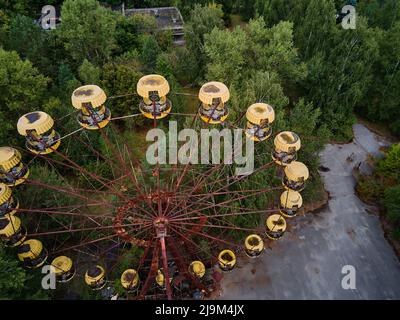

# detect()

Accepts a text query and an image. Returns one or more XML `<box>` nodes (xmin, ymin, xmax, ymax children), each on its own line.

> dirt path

<box><xmin>219</xmin><ymin>124</ymin><xmax>400</xmax><ymax>299</ymax></box>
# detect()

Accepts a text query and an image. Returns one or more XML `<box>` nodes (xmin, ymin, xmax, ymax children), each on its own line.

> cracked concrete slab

<box><xmin>219</xmin><ymin>124</ymin><xmax>400</xmax><ymax>300</ymax></box>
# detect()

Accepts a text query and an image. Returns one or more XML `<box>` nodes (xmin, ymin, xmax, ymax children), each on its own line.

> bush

<box><xmin>392</xmin><ymin>228</ymin><xmax>400</xmax><ymax>241</ymax></box>
<box><xmin>356</xmin><ymin>175</ymin><xmax>384</xmax><ymax>204</ymax></box>
<box><xmin>0</xmin><ymin>244</ymin><xmax>50</xmax><ymax>299</ymax></box>
<box><xmin>383</xmin><ymin>185</ymin><xmax>400</xmax><ymax>222</ymax></box>
<box><xmin>377</xmin><ymin>143</ymin><xmax>400</xmax><ymax>182</ymax></box>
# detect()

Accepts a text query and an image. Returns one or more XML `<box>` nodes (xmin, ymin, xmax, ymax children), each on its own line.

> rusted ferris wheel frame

<box><xmin>0</xmin><ymin>76</ymin><xmax>310</xmax><ymax>300</ymax></box>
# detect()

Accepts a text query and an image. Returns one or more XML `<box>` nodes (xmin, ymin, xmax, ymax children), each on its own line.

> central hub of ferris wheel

<box><xmin>153</xmin><ymin>217</ymin><xmax>169</xmax><ymax>238</ymax></box>
<box><xmin>112</xmin><ymin>190</ymin><xmax>179</xmax><ymax>246</ymax></box>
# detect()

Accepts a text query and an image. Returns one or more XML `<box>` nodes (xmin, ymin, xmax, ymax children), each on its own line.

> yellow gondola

<box><xmin>17</xmin><ymin>239</ymin><xmax>48</xmax><ymax>268</ymax></box>
<box><xmin>0</xmin><ymin>147</ymin><xmax>29</xmax><ymax>186</ymax></box>
<box><xmin>120</xmin><ymin>269</ymin><xmax>139</xmax><ymax>292</ymax></box>
<box><xmin>137</xmin><ymin>74</ymin><xmax>172</xmax><ymax>119</ymax></box>
<box><xmin>245</xmin><ymin>103</ymin><xmax>275</xmax><ymax>141</ymax></box>
<box><xmin>244</xmin><ymin>234</ymin><xmax>264</xmax><ymax>258</ymax></box>
<box><xmin>279</xmin><ymin>190</ymin><xmax>303</xmax><ymax>218</ymax></box>
<box><xmin>283</xmin><ymin>161</ymin><xmax>309</xmax><ymax>191</ymax></box>
<box><xmin>188</xmin><ymin>261</ymin><xmax>206</xmax><ymax>279</ymax></box>
<box><xmin>72</xmin><ymin>85</ymin><xmax>111</xmax><ymax>130</ymax></box>
<box><xmin>218</xmin><ymin>249</ymin><xmax>236</xmax><ymax>272</ymax></box>
<box><xmin>156</xmin><ymin>268</ymin><xmax>172</xmax><ymax>288</ymax></box>
<box><xmin>85</xmin><ymin>265</ymin><xmax>107</xmax><ymax>290</ymax></box>
<box><xmin>0</xmin><ymin>215</ymin><xmax>26</xmax><ymax>247</ymax></box>
<box><xmin>265</xmin><ymin>214</ymin><xmax>287</xmax><ymax>240</ymax></box>
<box><xmin>198</xmin><ymin>82</ymin><xmax>229</xmax><ymax>124</ymax></box>
<box><xmin>272</xmin><ymin>131</ymin><xmax>301</xmax><ymax>166</ymax></box>
<box><xmin>0</xmin><ymin>183</ymin><xmax>19</xmax><ymax>217</ymax></box>
<box><xmin>17</xmin><ymin>111</ymin><xmax>61</xmax><ymax>154</ymax></box>
<box><xmin>51</xmin><ymin>256</ymin><xmax>76</xmax><ymax>283</ymax></box>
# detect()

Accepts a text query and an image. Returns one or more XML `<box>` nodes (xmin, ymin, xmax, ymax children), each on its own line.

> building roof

<box><xmin>125</xmin><ymin>7</ymin><xmax>184</xmax><ymax>31</ymax></box>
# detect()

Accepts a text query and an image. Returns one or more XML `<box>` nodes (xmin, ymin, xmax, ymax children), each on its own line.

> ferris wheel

<box><xmin>0</xmin><ymin>74</ymin><xmax>309</xmax><ymax>300</ymax></box>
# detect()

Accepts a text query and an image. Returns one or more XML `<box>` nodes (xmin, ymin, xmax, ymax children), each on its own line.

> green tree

<box><xmin>53</xmin><ymin>63</ymin><xmax>81</xmax><ymax>118</ymax></box>
<box><xmin>155</xmin><ymin>53</ymin><xmax>185</xmax><ymax>117</ymax></box>
<box><xmin>20</xmin><ymin>164</ymin><xmax>77</xmax><ymax>215</ymax></box>
<box><xmin>238</xmin><ymin>1</ymin><xmax>255</xmax><ymax>20</ymax></box>
<box><xmin>0</xmin><ymin>9</ymin><xmax>10</xmax><ymax>45</ymax></box>
<box><xmin>6</xmin><ymin>14</ymin><xmax>54</xmax><ymax>75</ymax></box>
<box><xmin>0</xmin><ymin>0</ymin><xmax>30</xmax><ymax>16</ymax></box>
<box><xmin>359</xmin><ymin>22</ymin><xmax>400</xmax><ymax>135</ymax></box>
<box><xmin>377</xmin><ymin>143</ymin><xmax>400</xmax><ymax>182</ymax></box>
<box><xmin>166</xmin><ymin>46</ymin><xmax>199</xmax><ymax>84</ymax></box>
<box><xmin>78</xmin><ymin>59</ymin><xmax>101</xmax><ymax>85</ymax></box>
<box><xmin>102</xmin><ymin>52</ymin><xmax>143</xmax><ymax>125</ymax></box>
<box><xmin>140</xmin><ymin>35</ymin><xmax>160</xmax><ymax>72</ymax></box>
<box><xmin>258</xmin><ymin>0</ymin><xmax>308</xmax><ymax>28</ymax></box>
<box><xmin>303</xmin><ymin>17</ymin><xmax>379</xmax><ymax>139</ymax></box>
<box><xmin>295</xmin><ymin>0</ymin><xmax>337</xmax><ymax>60</ymax></box>
<box><xmin>114</xmin><ymin>13</ymin><xmax>157</xmax><ymax>54</ymax></box>
<box><xmin>204</xmin><ymin>26</ymin><xmax>247</xmax><ymax>85</ymax></box>
<box><xmin>0</xmin><ymin>244</ymin><xmax>49</xmax><ymax>299</ymax></box>
<box><xmin>156</xmin><ymin>30</ymin><xmax>174</xmax><ymax>52</ymax></box>
<box><xmin>237</xmin><ymin>70</ymin><xmax>288</xmax><ymax>123</ymax></box>
<box><xmin>0</xmin><ymin>245</ymin><xmax>26</xmax><ymax>298</ymax></box>
<box><xmin>0</xmin><ymin>48</ymin><xmax>49</xmax><ymax>144</ymax></box>
<box><xmin>384</xmin><ymin>186</ymin><xmax>400</xmax><ymax>222</ymax></box>
<box><xmin>358</xmin><ymin>0</ymin><xmax>400</xmax><ymax>30</ymax></box>
<box><xmin>288</xmin><ymin>99</ymin><xmax>330</xmax><ymax>181</ymax></box>
<box><xmin>246</xmin><ymin>18</ymin><xmax>306</xmax><ymax>92</ymax></box>
<box><xmin>358</xmin><ymin>142</ymin><xmax>400</xmax><ymax>240</ymax></box>
<box><xmin>57</xmin><ymin>0</ymin><xmax>117</xmax><ymax>66</ymax></box>
<box><xmin>57</xmin><ymin>63</ymin><xmax>81</xmax><ymax>96</ymax></box>
<box><xmin>185</xmin><ymin>4</ymin><xmax>224</xmax><ymax>82</ymax></box>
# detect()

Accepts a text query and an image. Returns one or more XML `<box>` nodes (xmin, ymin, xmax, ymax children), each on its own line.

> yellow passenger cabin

<box><xmin>272</xmin><ymin>131</ymin><xmax>301</xmax><ymax>166</ymax></box>
<box><xmin>17</xmin><ymin>111</ymin><xmax>61</xmax><ymax>154</ymax></box>
<box><xmin>17</xmin><ymin>239</ymin><xmax>48</xmax><ymax>268</ymax></box>
<box><xmin>0</xmin><ymin>183</ymin><xmax>19</xmax><ymax>217</ymax></box>
<box><xmin>137</xmin><ymin>75</ymin><xmax>172</xmax><ymax>119</ymax></box>
<box><xmin>85</xmin><ymin>265</ymin><xmax>107</xmax><ymax>290</ymax></box>
<box><xmin>188</xmin><ymin>260</ymin><xmax>206</xmax><ymax>279</ymax></box>
<box><xmin>120</xmin><ymin>268</ymin><xmax>139</xmax><ymax>292</ymax></box>
<box><xmin>156</xmin><ymin>268</ymin><xmax>172</xmax><ymax>288</ymax></box>
<box><xmin>265</xmin><ymin>214</ymin><xmax>287</xmax><ymax>240</ymax></box>
<box><xmin>245</xmin><ymin>103</ymin><xmax>275</xmax><ymax>141</ymax></box>
<box><xmin>218</xmin><ymin>249</ymin><xmax>236</xmax><ymax>272</ymax></box>
<box><xmin>244</xmin><ymin>234</ymin><xmax>264</xmax><ymax>258</ymax></box>
<box><xmin>198</xmin><ymin>82</ymin><xmax>229</xmax><ymax>124</ymax></box>
<box><xmin>0</xmin><ymin>215</ymin><xmax>26</xmax><ymax>247</ymax></box>
<box><xmin>51</xmin><ymin>256</ymin><xmax>76</xmax><ymax>283</ymax></box>
<box><xmin>72</xmin><ymin>85</ymin><xmax>111</xmax><ymax>130</ymax></box>
<box><xmin>279</xmin><ymin>190</ymin><xmax>303</xmax><ymax>218</ymax></box>
<box><xmin>283</xmin><ymin>161</ymin><xmax>309</xmax><ymax>191</ymax></box>
<box><xmin>0</xmin><ymin>147</ymin><xmax>29</xmax><ymax>186</ymax></box>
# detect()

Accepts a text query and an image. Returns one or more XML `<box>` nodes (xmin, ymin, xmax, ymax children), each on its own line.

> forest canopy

<box><xmin>0</xmin><ymin>0</ymin><xmax>398</xmax><ymax>142</ymax></box>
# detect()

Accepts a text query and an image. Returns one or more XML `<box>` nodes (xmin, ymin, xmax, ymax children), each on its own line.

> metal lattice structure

<box><xmin>0</xmin><ymin>75</ymin><xmax>310</xmax><ymax>300</ymax></box>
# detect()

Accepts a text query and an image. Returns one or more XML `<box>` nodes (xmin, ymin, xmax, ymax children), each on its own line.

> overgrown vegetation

<box><xmin>0</xmin><ymin>244</ymin><xmax>51</xmax><ymax>299</ymax></box>
<box><xmin>356</xmin><ymin>144</ymin><xmax>400</xmax><ymax>239</ymax></box>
